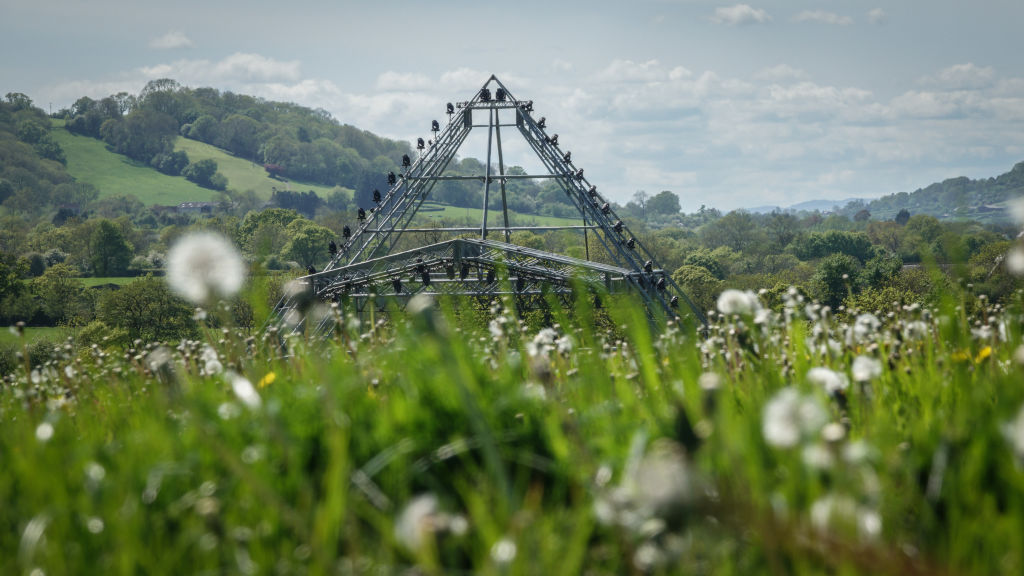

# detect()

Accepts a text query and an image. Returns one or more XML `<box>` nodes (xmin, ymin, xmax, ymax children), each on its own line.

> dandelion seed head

<box><xmin>490</xmin><ymin>538</ymin><xmax>517</xmax><ymax>565</ymax></box>
<box><xmin>808</xmin><ymin>367</ymin><xmax>849</xmax><ymax>396</ymax></box>
<box><xmin>1006</xmin><ymin>246</ymin><xmax>1024</xmax><ymax>276</ymax></box>
<box><xmin>200</xmin><ymin>345</ymin><xmax>223</xmax><ymax>376</ymax></box>
<box><xmin>1008</xmin><ymin>196</ymin><xmax>1024</xmax><ymax>228</ymax></box>
<box><xmin>228</xmin><ymin>371</ymin><xmax>261</xmax><ymax>410</ymax></box>
<box><xmin>394</xmin><ymin>493</ymin><xmax>466</xmax><ymax>553</ymax></box>
<box><xmin>801</xmin><ymin>443</ymin><xmax>834</xmax><ymax>470</ymax></box>
<box><xmin>1002</xmin><ymin>403</ymin><xmax>1024</xmax><ymax>465</ymax></box>
<box><xmin>35</xmin><ymin>422</ymin><xmax>54</xmax><ymax>442</ymax></box>
<box><xmin>851</xmin><ymin>355</ymin><xmax>883</xmax><ymax>383</ymax></box>
<box><xmin>166</xmin><ymin>232</ymin><xmax>245</xmax><ymax>305</ymax></box>
<box><xmin>717</xmin><ymin>289</ymin><xmax>761</xmax><ymax>316</ymax></box>
<box><xmin>633</xmin><ymin>439</ymin><xmax>697</xmax><ymax>516</ymax></box>
<box><xmin>763</xmin><ymin>388</ymin><xmax>827</xmax><ymax>448</ymax></box>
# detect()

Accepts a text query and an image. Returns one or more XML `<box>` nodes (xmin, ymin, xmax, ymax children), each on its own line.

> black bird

<box><xmin>417</xmin><ymin>138</ymin><xmax>425</xmax><ymax>150</ymax></box>
<box><xmin>358</xmin><ymin>208</ymin><xmax>366</xmax><ymax>220</ymax></box>
<box><xmin>431</xmin><ymin>120</ymin><xmax>440</xmax><ymax>131</ymax></box>
<box><xmin>387</xmin><ymin>172</ymin><xmax>397</xmax><ymax>185</ymax></box>
<box><xmin>343</xmin><ymin>225</ymin><xmax>351</xmax><ymax>239</ymax></box>
<box><xmin>373</xmin><ymin>189</ymin><xmax>382</xmax><ymax>204</ymax></box>
<box><xmin>402</xmin><ymin>154</ymin><xmax>411</xmax><ymax>167</ymax></box>
<box><xmin>446</xmin><ymin>102</ymin><xmax>455</xmax><ymax>114</ymax></box>
<box><xmin>328</xmin><ymin>240</ymin><xmax>337</xmax><ymax>255</ymax></box>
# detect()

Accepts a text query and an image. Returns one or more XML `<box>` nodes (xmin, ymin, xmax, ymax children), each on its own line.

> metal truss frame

<box><xmin>275</xmin><ymin>75</ymin><xmax>707</xmax><ymax>331</ymax></box>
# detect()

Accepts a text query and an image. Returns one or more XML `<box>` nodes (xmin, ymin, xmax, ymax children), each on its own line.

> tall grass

<box><xmin>1</xmin><ymin>283</ymin><xmax>1022</xmax><ymax>575</ymax></box>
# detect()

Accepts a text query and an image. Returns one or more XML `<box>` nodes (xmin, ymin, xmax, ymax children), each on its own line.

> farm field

<box><xmin>3</xmin><ymin>281</ymin><xmax>1023</xmax><ymax>575</ymax></box>
<box><xmin>416</xmin><ymin>201</ymin><xmax>582</xmax><ymax>228</ymax></box>
<box><xmin>49</xmin><ymin>120</ymin><xmax>217</xmax><ymax>205</ymax></box>
<box><xmin>173</xmin><ymin>137</ymin><xmax>341</xmax><ymax>200</ymax></box>
<box><xmin>0</xmin><ymin>325</ymin><xmax>71</xmax><ymax>346</ymax></box>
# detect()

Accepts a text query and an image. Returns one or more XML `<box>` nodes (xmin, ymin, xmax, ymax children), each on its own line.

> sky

<box><xmin>3</xmin><ymin>0</ymin><xmax>1024</xmax><ymax>212</ymax></box>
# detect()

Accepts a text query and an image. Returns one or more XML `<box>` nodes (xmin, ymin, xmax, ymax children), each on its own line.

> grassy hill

<box><xmin>50</xmin><ymin>119</ymin><xmax>343</xmax><ymax>206</ymax></box>
<box><xmin>173</xmin><ymin>137</ymin><xmax>340</xmax><ymax>200</ymax></box>
<box><xmin>50</xmin><ymin>119</ymin><xmax>217</xmax><ymax>205</ymax></box>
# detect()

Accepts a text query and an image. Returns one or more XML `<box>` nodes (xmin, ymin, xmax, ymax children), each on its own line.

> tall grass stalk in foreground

<box><xmin>1</xmin><ymin>278</ymin><xmax>1023</xmax><ymax>574</ymax></box>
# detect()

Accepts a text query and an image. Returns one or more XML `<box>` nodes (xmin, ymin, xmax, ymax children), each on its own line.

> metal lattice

<box><xmin>274</xmin><ymin>75</ymin><xmax>706</xmax><ymax>332</ymax></box>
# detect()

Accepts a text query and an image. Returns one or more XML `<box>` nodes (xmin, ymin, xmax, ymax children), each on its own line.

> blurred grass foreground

<box><xmin>2</xmin><ymin>259</ymin><xmax>1024</xmax><ymax>574</ymax></box>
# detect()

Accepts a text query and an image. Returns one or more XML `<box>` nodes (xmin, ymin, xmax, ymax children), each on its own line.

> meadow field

<box><xmin>2</xmin><ymin>275</ymin><xmax>1023</xmax><ymax>575</ymax></box>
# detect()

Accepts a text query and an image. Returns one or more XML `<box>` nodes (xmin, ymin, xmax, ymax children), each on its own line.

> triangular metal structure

<box><xmin>275</xmin><ymin>75</ymin><xmax>706</xmax><ymax>334</ymax></box>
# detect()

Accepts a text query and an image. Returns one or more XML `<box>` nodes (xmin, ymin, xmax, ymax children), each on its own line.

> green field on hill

<box><xmin>49</xmin><ymin>120</ymin><xmax>343</xmax><ymax>205</ymax></box>
<box><xmin>173</xmin><ymin>137</ymin><xmax>340</xmax><ymax>200</ymax></box>
<box><xmin>50</xmin><ymin>120</ymin><xmax>217</xmax><ymax>205</ymax></box>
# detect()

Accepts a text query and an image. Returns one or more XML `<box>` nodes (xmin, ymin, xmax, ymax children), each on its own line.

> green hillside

<box><xmin>864</xmin><ymin>161</ymin><xmax>1024</xmax><ymax>222</ymax></box>
<box><xmin>173</xmin><ymin>137</ymin><xmax>340</xmax><ymax>200</ymax></box>
<box><xmin>49</xmin><ymin>119</ymin><xmax>217</xmax><ymax>205</ymax></box>
<box><xmin>50</xmin><ymin>118</ymin><xmax>344</xmax><ymax>206</ymax></box>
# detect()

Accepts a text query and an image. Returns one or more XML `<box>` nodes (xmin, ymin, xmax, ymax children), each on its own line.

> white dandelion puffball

<box><xmin>762</xmin><ymin>388</ymin><xmax>828</xmax><ymax>449</ymax></box>
<box><xmin>716</xmin><ymin>289</ymin><xmax>761</xmax><ymax>316</ymax></box>
<box><xmin>807</xmin><ymin>367</ymin><xmax>849</xmax><ymax>396</ymax></box>
<box><xmin>1002</xmin><ymin>403</ymin><xmax>1024</xmax><ymax>465</ymax></box>
<box><xmin>851</xmin><ymin>355</ymin><xmax>883</xmax><ymax>383</ymax></box>
<box><xmin>1006</xmin><ymin>246</ymin><xmax>1024</xmax><ymax>277</ymax></box>
<box><xmin>166</xmin><ymin>232</ymin><xmax>246</xmax><ymax>304</ymax></box>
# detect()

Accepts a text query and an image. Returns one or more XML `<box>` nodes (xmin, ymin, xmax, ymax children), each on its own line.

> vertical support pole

<box><xmin>494</xmin><ymin>110</ymin><xmax>511</xmax><ymax>243</ymax></box>
<box><xmin>583</xmin><ymin>211</ymin><xmax>591</xmax><ymax>261</ymax></box>
<box><xmin>481</xmin><ymin>106</ymin><xmax>495</xmax><ymax>240</ymax></box>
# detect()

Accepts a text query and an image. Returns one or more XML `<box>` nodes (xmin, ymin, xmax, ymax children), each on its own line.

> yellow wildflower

<box><xmin>975</xmin><ymin>346</ymin><xmax>992</xmax><ymax>363</ymax></box>
<box><xmin>257</xmin><ymin>372</ymin><xmax>276</xmax><ymax>389</ymax></box>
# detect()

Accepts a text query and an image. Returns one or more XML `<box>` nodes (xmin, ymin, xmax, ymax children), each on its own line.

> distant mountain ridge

<box><xmin>862</xmin><ymin>161</ymin><xmax>1024</xmax><ymax>222</ymax></box>
<box><xmin>744</xmin><ymin>161</ymin><xmax>1024</xmax><ymax>223</ymax></box>
<box><xmin>747</xmin><ymin>197</ymin><xmax>868</xmax><ymax>214</ymax></box>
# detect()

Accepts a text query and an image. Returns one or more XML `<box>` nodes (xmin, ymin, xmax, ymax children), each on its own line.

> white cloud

<box><xmin>793</xmin><ymin>11</ymin><xmax>853</xmax><ymax>26</ymax></box>
<box><xmin>711</xmin><ymin>4</ymin><xmax>771</xmax><ymax>26</ymax></box>
<box><xmin>755</xmin><ymin>64</ymin><xmax>808</xmax><ymax>83</ymax></box>
<box><xmin>150</xmin><ymin>31</ymin><xmax>193</xmax><ymax>50</ymax></box>
<box><xmin>376</xmin><ymin>71</ymin><xmax>432</xmax><ymax>92</ymax></box>
<box><xmin>867</xmin><ymin>8</ymin><xmax>886</xmax><ymax>25</ymax></box>
<box><xmin>922</xmin><ymin>63</ymin><xmax>996</xmax><ymax>90</ymax></box>
<box><xmin>597</xmin><ymin>59</ymin><xmax>666</xmax><ymax>83</ymax></box>
<box><xmin>551</xmin><ymin>59</ymin><xmax>574</xmax><ymax>73</ymax></box>
<box><xmin>139</xmin><ymin>53</ymin><xmax>301</xmax><ymax>85</ymax></box>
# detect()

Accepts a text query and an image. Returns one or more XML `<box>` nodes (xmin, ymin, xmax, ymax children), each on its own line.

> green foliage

<box><xmin>701</xmin><ymin>210</ymin><xmax>764</xmax><ymax>253</ymax></box>
<box><xmin>858</xmin><ymin>251</ymin><xmax>903</xmax><ymax>291</ymax></box>
<box><xmin>646</xmin><ymin>189</ymin><xmax>681</xmax><ymax>215</ymax></box>
<box><xmin>788</xmin><ymin>230</ymin><xmax>876</xmax><ymax>263</ymax></box>
<box><xmin>682</xmin><ymin>249</ymin><xmax>726</xmax><ymax>280</ymax></box>
<box><xmin>29</xmin><ymin>263</ymin><xmax>91</xmax><ymax>324</ymax></box>
<box><xmin>96</xmin><ymin>275</ymin><xmax>196</xmax><ymax>341</ymax></box>
<box><xmin>75</xmin><ymin>319</ymin><xmax>130</xmax><ymax>350</ymax></box>
<box><xmin>282</xmin><ymin>219</ymin><xmax>336</xmax><ymax>267</ymax></box>
<box><xmin>671</xmin><ymin>264</ymin><xmax>723</xmax><ymax>314</ymax></box>
<box><xmin>182</xmin><ymin>158</ymin><xmax>226</xmax><ymax>190</ymax></box>
<box><xmin>99</xmin><ymin>108</ymin><xmax>178</xmax><ymax>163</ymax></box>
<box><xmin>89</xmin><ymin>220</ymin><xmax>133</xmax><ymax>276</ymax></box>
<box><xmin>812</xmin><ymin>253</ymin><xmax>861</xmax><ymax>308</ymax></box>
